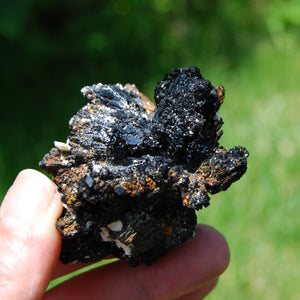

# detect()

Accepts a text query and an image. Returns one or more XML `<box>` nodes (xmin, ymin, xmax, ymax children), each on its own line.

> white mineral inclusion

<box><xmin>100</xmin><ymin>221</ymin><xmax>132</xmax><ymax>256</ymax></box>
<box><xmin>115</xmin><ymin>240</ymin><xmax>131</xmax><ymax>256</ymax></box>
<box><xmin>54</xmin><ymin>141</ymin><xmax>71</xmax><ymax>152</ymax></box>
<box><xmin>100</xmin><ymin>227</ymin><xmax>111</xmax><ymax>241</ymax></box>
<box><xmin>107</xmin><ymin>220</ymin><xmax>123</xmax><ymax>231</ymax></box>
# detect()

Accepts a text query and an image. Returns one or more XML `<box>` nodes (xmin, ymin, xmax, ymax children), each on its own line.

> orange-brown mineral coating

<box><xmin>39</xmin><ymin>66</ymin><xmax>248</xmax><ymax>267</ymax></box>
<box><xmin>123</xmin><ymin>83</ymin><xmax>157</xmax><ymax>114</ymax></box>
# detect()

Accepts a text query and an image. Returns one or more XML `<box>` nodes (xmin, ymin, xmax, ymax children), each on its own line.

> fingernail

<box><xmin>0</xmin><ymin>169</ymin><xmax>58</xmax><ymax>229</ymax></box>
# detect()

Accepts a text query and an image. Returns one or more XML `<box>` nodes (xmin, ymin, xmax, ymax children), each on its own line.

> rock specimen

<box><xmin>40</xmin><ymin>66</ymin><xmax>248</xmax><ymax>267</ymax></box>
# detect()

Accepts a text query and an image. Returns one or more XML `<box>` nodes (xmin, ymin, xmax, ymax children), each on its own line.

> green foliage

<box><xmin>199</xmin><ymin>45</ymin><xmax>300</xmax><ymax>299</ymax></box>
<box><xmin>0</xmin><ymin>0</ymin><xmax>267</xmax><ymax>190</ymax></box>
<box><xmin>0</xmin><ymin>0</ymin><xmax>299</xmax><ymax>298</ymax></box>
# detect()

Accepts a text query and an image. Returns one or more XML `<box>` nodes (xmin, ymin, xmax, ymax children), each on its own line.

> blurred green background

<box><xmin>0</xmin><ymin>0</ymin><xmax>299</xmax><ymax>299</ymax></box>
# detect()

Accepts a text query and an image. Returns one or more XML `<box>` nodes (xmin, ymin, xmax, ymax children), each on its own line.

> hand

<box><xmin>0</xmin><ymin>169</ymin><xmax>230</xmax><ymax>300</ymax></box>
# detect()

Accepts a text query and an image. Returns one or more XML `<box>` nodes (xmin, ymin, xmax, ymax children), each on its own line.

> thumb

<box><xmin>0</xmin><ymin>169</ymin><xmax>62</xmax><ymax>300</ymax></box>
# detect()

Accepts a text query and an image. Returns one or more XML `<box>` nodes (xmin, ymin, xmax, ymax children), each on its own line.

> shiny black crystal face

<box><xmin>40</xmin><ymin>66</ymin><xmax>248</xmax><ymax>267</ymax></box>
<box><xmin>153</xmin><ymin>66</ymin><xmax>225</xmax><ymax>169</ymax></box>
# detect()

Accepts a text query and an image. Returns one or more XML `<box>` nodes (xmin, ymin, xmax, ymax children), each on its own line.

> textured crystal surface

<box><xmin>40</xmin><ymin>67</ymin><xmax>248</xmax><ymax>267</ymax></box>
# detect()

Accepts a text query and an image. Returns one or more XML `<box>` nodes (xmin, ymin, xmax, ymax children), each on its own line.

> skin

<box><xmin>0</xmin><ymin>169</ymin><xmax>230</xmax><ymax>300</ymax></box>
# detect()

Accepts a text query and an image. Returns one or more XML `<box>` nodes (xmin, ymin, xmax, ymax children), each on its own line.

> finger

<box><xmin>0</xmin><ymin>169</ymin><xmax>62</xmax><ymax>300</ymax></box>
<box><xmin>176</xmin><ymin>278</ymin><xmax>219</xmax><ymax>300</ymax></box>
<box><xmin>44</xmin><ymin>224</ymin><xmax>229</xmax><ymax>300</ymax></box>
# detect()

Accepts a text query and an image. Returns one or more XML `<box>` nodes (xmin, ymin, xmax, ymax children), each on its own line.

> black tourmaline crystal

<box><xmin>40</xmin><ymin>66</ymin><xmax>248</xmax><ymax>267</ymax></box>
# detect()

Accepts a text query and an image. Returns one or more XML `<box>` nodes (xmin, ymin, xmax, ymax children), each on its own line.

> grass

<box><xmin>199</xmin><ymin>41</ymin><xmax>300</xmax><ymax>299</ymax></box>
<box><xmin>47</xmin><ymin>258</ymin><xmax>119</xmax><ymax>291</ymax></box>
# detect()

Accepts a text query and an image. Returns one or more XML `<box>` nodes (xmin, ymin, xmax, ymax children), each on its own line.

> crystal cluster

<box><xmin>40</xmin><ymin>66</ymin><xmax>248</xmax><ymax>267</ymax></box>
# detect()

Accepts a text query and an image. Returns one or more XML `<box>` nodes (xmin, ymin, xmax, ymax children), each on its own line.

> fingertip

<box><xmin>17</xmin><ymin>168</ymin><xmax>46</xmax><ymax>178</ymax></box>
<box><xmin>0</xmin><ymin>169</ymin><xmax>62</xmax><ymax>299</ymax></box>
<box><xmin>1</xmin><ymin>169</ymin><xmax>62</xmax><ymax>231</ymax></box>
<box><xmin>16</xmin><ymin>169</ymin><xmax>57</xmax><ymax>194</ymax></box>
<box><xmin>195</xmin><ymin>224</ymin><xmax>230</xmax><ymax>276</ymax></box>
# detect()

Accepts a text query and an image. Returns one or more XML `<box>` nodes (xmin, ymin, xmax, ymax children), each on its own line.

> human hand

<box><xmin>0</xmin><ymin>169</ymin><xmax>230</xmax><ymax>300</ymax></box>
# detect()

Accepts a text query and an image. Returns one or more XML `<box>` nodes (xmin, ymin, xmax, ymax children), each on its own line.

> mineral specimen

<box><xmin>40</xmin><ymin>66</ymin><xmax>248</xmax><ymax>267</ymax></box>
